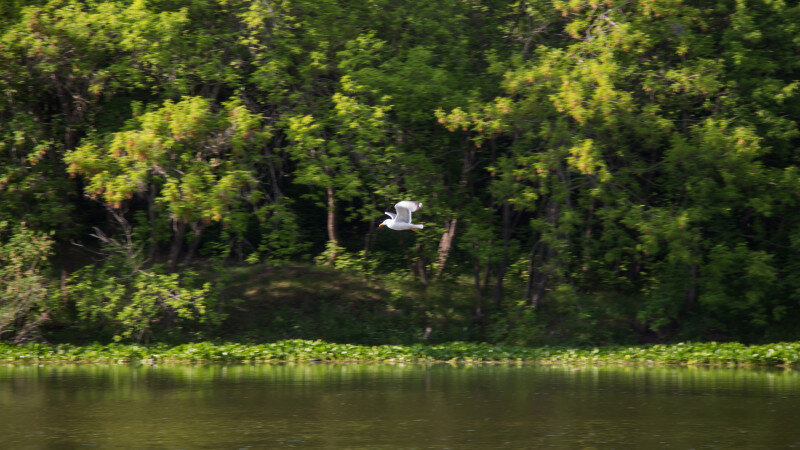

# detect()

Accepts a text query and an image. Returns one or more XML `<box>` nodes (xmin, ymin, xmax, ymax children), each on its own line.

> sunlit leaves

<box><xmin>69</xmin><ymin>265</ymin><xmax>221</xmax><ymax>343</ymax></box>
<box><xmin>566</xmin><ymin>139</ymin><xmax>610</xmax><ymax>181</ymax></box>
<box><xmin>66</xmin><ymin>96</ymin><xmax>263</xmax><ymax>224</ymax></box>
<box><xmin>284</xmin><ymin>76</ymin><xmax>394</xmax><ymax>202</ymax></box>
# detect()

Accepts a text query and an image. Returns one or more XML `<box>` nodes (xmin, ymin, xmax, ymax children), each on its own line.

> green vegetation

<box><xmin>3</xmin><ymin>340</ymin><xmax>800</xmax><ymax>367</ymax></box>
<box><xmin>2</xmin><ymin>0</ymin><xmax>800</xmax><ymax>346</ymax></box>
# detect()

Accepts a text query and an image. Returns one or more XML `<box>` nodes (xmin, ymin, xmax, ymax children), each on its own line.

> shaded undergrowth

<box><xmin>213</xmin><ymin>263</ymin><xmax>480</xmax><ymax>345</ymax></box>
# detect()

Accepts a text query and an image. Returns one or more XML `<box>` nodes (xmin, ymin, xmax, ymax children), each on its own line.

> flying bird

<box><xmin>379</xmin><ymin>201</ymin><xmax>424</xmax><ymax>231</ymax></box>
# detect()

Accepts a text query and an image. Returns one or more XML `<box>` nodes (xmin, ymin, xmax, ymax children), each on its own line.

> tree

<box><xmin>284</xmin><ymin>75</ymin><xmax>395</xmax><ymax>262</ymax></box>
<box><xmin>439</xmin><ymin>0</ymin><xmax>800</xmax><ymax>342</ymax></box>
<box><xmin>65</xmin><ymin>96</ymin><xmax>267</xmax><ymax>269</ymax></box>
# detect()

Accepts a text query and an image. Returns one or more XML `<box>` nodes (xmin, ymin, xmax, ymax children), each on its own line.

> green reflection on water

<box><xmin>1</xmin><ymin>364</ymin><xmax>799</xmax><ymax>448</ymax></box>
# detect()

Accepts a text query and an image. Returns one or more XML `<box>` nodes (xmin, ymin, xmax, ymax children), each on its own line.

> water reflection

<box><xmin>1</xmin><ymin>363</ymin><xmax>799</xmax><ymax>447</ymax></box>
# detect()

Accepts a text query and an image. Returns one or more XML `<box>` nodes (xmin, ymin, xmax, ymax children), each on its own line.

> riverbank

<box><xmin>2</xmin><ymin>340</ymin><xmax>799</xmax><ymax>367</ymax></box>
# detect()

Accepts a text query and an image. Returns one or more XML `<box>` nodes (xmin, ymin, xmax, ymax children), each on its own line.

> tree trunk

<box><xmin>326</xmin><ymin>187</ymin><xmax>339</xmax><ymax>263</ymax></box>
<box><xmin>492</xmin><ymin>203</ymin><xmax>512</xmax><ymax>308</ymax></box>
<box><xmin>184</xmin><ymin>222</ymin><xmax>206</xmax><ymax>264</ymax></box>
<box><xmin>146</xmin><ymin>188</ymin><xmax>159</xmax><ymax>263</ymax></box>
<box><xmin>523</xmin><ymin>240</ymin><xmax>539</xmax><ymax>304</ymax></box>
<box><xmin>52</xmin><ymin>74</ymin><xmax>81</xmax><ymax>149</ymax></box>
<box><xmin>434</xmin><ymin>217</ymin><xmax>457</xmax><ymax>279</ymax></box>
<box><xmin>412</xmin><ymin>243</ymin><xmax>429</xmax><ymax>285</ymax></box>
<box><xmin>473</xmin><ymin>245</ymin><xmax>483</xmax><ymax>318</ymax></box>
<box><xmin>684</xmin><ymin>262</ymin><xmax>698</xmax><ymax>313</ymax></box>
<box><xmin>529</xmin><ymin>246</ymin><xmax>550</xmax><ymax>308</ymax></box>
<box><xmin>265</xmin><ymin>145</ymin><xmax>283</xmax><ymax>200</ymax></box>
<box><xmin>168</xmin><ymin>220</ymin><xmax>186</xmax><ymax>272</ymax></box>
<box><xmin>364</xmin><ymin>217</ymin><xmax>376</xmax><ymax>260</ymax></box>
<box><xmin>481</xmin><ymin>262</ymin><xmax>491</xmax><ymax>296</ymax></box>
<box><xmin>529</xmin><ymin>200</ymin><xmax>558</xmax><ymax>307</ymax></box>
<box><xmin>581</xmin><ymin>200</ymin><xmax>595</xmax><ymax>276</ymax></box>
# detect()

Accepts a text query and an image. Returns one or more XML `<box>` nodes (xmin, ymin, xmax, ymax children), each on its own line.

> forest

<box><xmin>1</xmin><ymin>0</ymin><xmax>799</xmax><ymax>346</ymax></box>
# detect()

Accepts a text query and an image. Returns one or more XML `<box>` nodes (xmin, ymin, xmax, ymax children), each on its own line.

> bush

<box><xmin>0</xmin><ymin>222</ymin><xmax>54</xmax><ymax>342</ymax></box>
<box><xmin>69</xmin><ymin>264</ymin><xmax>223</xmax><ymax>343</ymax></box>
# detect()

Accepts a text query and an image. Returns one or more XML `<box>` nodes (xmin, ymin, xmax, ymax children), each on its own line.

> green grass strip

<box><xmin>2</xmin><ymin>340</ymin><xmax>799</xmax><ymax>366</ymax></box>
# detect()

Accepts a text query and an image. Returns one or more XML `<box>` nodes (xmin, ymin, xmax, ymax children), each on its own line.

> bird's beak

<box><xmin>378</xmin><ymin>223</ymin><xmax>384</xmax><ymax>228</ymax></box>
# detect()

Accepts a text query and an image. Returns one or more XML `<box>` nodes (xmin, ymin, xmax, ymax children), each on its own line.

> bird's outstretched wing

<box><xmin>384</xmin><ymin>211</ymin><xmax>397</xmax><ymax>220</ymax></box>
<box><xmin>394</xmin><ymin>201</ymin><xmax>422</xmax><ymax>224</ymax></box>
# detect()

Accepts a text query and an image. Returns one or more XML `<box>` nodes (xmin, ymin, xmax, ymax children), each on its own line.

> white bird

<box><xmin>379</xmin><ymin>201</ymin><xmax>424</xmax><ymax>231</ymax></box>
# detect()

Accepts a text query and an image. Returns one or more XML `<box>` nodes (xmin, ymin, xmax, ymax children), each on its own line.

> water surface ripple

<box><xmin>2</xmin><ymin>363</ymin><xmax>799</xmax><ymax>448</ymax></box>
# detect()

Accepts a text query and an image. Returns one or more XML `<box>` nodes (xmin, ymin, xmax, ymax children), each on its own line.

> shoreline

<box><xmin>3</xmin><ymin>340</ymin><xmax>799</xmax><ymax>367</ymax></box>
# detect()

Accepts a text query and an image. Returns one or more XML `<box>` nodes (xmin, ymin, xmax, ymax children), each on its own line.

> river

<box><xmin>1</xmin><ymin>363</ymin><xmax>799</xmax><ymax>447</ymax></box>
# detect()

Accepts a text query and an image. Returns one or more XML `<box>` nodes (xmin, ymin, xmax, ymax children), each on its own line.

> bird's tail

<box><xmin>413</xmin><ymin>224</ymin><xmax>424</xmax><ymax>230</ymax></box>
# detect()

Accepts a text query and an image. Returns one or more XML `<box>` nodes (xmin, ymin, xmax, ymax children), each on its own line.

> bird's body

<box><xmin>380</xmin><ymin>201</ymin><xmax>423</xmax><ymax>231</ymax></box>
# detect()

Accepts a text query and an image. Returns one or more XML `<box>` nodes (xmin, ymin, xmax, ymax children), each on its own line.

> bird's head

<box><xmin>379</xmin><ymin>219</ymin><xmax>391</xmax><ymax>228</ymax></box>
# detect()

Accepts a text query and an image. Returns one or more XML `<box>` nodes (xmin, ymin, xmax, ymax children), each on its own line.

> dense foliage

<box><xmin>2</xmin><ymin>0</ymin><xmax>799</xmax><ymax>344</ymax></box>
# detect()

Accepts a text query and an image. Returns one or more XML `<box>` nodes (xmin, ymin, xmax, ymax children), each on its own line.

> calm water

<box><xmin>2</xmin><ymin>363</ymin><xmax>800</xmax><ymax>448</ymax></box>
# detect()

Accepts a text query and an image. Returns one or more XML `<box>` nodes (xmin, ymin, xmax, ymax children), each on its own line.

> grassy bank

<box><xmin>2</xmin><ymin>340</ymin><xmax>800</xmax><ymax>367</ymax></box>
